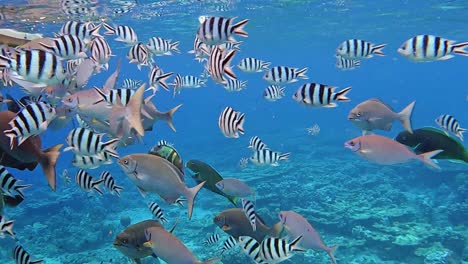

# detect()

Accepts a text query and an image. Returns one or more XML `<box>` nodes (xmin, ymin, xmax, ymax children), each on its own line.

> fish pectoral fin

<box><xmin>359</xmin><ymin>149</ymin><xmax>371</xmax><ymax>154</ymax></box>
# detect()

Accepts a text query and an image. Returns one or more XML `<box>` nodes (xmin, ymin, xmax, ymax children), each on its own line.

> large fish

<box><xmin>118</xmin><ymin>154</ymin><xmax>205</xmax><ymax>219</ymax></box>
<box><xmin>186</xmin><ymin>160</ymin><xmax>238</xmax><ymax>205</ymax></box>
<box><xmin>0</xmin><ymin>111</ymin><xmax>62</xmax><ymax>190</ymax></box>
<box><xmin>395</xmin><ymin>127</ymin><xmax>468</xmax><ymax>163</ymax></box>
<box><xmin>213</xmin><ymin>208</ymin><xmax>283</xmax><ymax>242</ymax></box>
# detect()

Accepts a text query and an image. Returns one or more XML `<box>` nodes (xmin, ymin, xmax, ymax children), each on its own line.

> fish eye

<box><xmin>124</xmin><ymin>160</ymin><xmax>129</xmax><ymax>164</ymax></box>
<box><xmin>357</xmin><ymin>112</ymin><xmax>362</xmax><ymax>117</ymax></box>
<box><xmin>349</xmin><ymin>141</ymin><xmax>355</xmax><ymax>146</ymax></box>
<box><xmin>67</xmin><ymin>98</ymin><xmax>73</xmax><ymax>102</ymax></box>
<box><xmin>122</xmin><ymin>239</ymin><xmax>127</xmax><ymax>243</ymax></box>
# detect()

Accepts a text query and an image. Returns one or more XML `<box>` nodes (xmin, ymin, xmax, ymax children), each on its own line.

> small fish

<box><xmin>335</xmin><ymin>55</ymin><xmax>360</xmax><ymax>70</ymax></box>
<box><xmin>122</xmin><ymin>79</ymin><xmax>143</xmax><ymax>90</ymax></box>
<box><xmin>148</xmin><ymin>201</ymin><xmax>168</xmax><ymax>224</ymax></box>
<box><xmin>0</xmin><ymin>215</ymin><xmax>14</xmax><ymax>238</ymax></box>
<box><xmin>72</xmin><ymin>153</ymin><xmax>113</xmax><ymax>169</ymax></box>
<box><xmin>336</xmin><ymin>39</ymin><xmax>386</xmax><ymax>59</ymax></box>
<box><xmin>203</xmin><ymin>233</ymin><xmax>220</xmax><ymax>245</ymax></box>
<box><xmin>219</xmin><ymin>236</ymin><xmax>237</xmax><ymax>254</ymax></box>
<box><xmin>435</xmin><ymin>114</ymin><xmax>466</xmax><ymax>141</ymax></box>
<box><xmin>219</xmin><ymin>41</ymin><xmax>242</xmax><ymax>52</ymax></box>
<box><xmin>398</xmin><ymin>35</ymin><xmax>468</xmax><ymax>62</ymax></box>
<box><xmin>39</xmin><ymin>34</ymin><xmax>87</xmax><ymax>60</ymax></box>
<box><xmin>59</xmin><ymin>21</ymin><xmax>101</xmax><ymax>43</ymax></box>
<box><xmin>12</xmin><ymin>245</ymin><xmax>42</xmax><ymax>264</ymax></box>
<box><xmin>238</xmin><ymin>58</ymin><xmax>270</xmax><ymax>73</ymax></box>
<box><xmin>248</xmin><ymin>136</ymin><xmax>268</xmax><ymax>151</ymax></box>
<box><xmin>241</xmin><ymin>199</ymin><xmax>256</xmax><ymax>232</ymax></box>
<box><xmin>103</xmin><ymin>23</ymin><xmax>138</xmax><ymax>45</ymax></box>
<box><xmin>156</xmin><ymin>140</ymin><xmax>172</xmax><ymax>147</ymax></box>
<box><xmin>127</xmin><ymin>43</ymin><xmax>151</xmax><ymax>70</ymax></box>
<box><xmin>207</xmin><ymin>46</ymin><xmax>237</xmax><ymax>84</ymax></box>
<box><xmin>238</xmin><ymin>236</ymin><xmax>266</xmax><ymax>264</ymax></box>
<box><xmin>259</xmin><ymin>236</ymin><xmax>305</xmax><ymax>263</ymax></box>
<box><xmin>64</xmin><ymin>127</ymin><xmax>119</xmax><ymax>159</ymax></box>
<box><xmin>292</xmin><ymin>83</ymin><xmax>351</xmax><ymax>108</ymax></box>
<box><xmin>216</xmin><ymin>178</ymin><xmax>254</xmax><ymax>198</ymax></box>
<box><xmin>75</xmin><ymin>169</ymin><xmax>104</xmax><ymax>195</ymax></box>
<box><xmin>100</xmin><ymin>171</ymin><xmax>123</xmax><ymax>197</ymax></box>
<box><xmin>0</xmin><ymin>166</ymin><xmax>31</xmax><ymax>199</ymax></box>
<box><xmin>90</xmin><ymin>36</ymin><xmax>112</xmax><ymax>71</ymax></box>
<box><xmin>218</xmin><ymin>106</ymin><xmax>245</xmax><ymax>138</ymax></box>
<box><xmin>172</xmin><ymin>74</ymin><xmax>206</xmax><ymax>96</ymax></box>
<box><xmin>250</xmin><ymin>149</ymin><xmax>290</xmax><ymax>166</ymax></box>
<box><xmin>263</xmin><ymin>66</ymin><xmax>308</xmax><ymax>85</ymax></box>
<box><xmin>147</xmin><ymin>37</ymin><xmax>180</xmax><ymax>56</ymax></box>
<box><xmin>223</xmin><ymin>79</ymin><xmax>247</xmax><ymax>92</ymax></box>
<box><xmin>261</xmin><ymin>85</ymin><xmax>285</xmax><ymax>102</ymax></box>
<box><xmin>148</xmin><ymin>66</ymin><xmax>173</xmax><ymax>93</ymax></box>
<box><xmin>197</xmin><ymin>16</ymin><xmax>249</xmax><ymax>45</ymax></box>
<box><xmin>4</xmin><ymin>102</ymin><xmax>57</xmax><ymax>148</ymax></box>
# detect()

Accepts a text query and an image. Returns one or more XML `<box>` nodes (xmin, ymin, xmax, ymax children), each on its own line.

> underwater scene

<box><xmin>0</xmin><ymin>0</ymin><xmax>467</xmax><ymax>263</ymax></box>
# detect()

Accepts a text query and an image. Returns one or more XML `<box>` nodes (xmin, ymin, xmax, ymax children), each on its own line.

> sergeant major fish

<box><xmin>197</xmin><ymin>16</ymin><xmax>249</xmax><ymax>46</ymax></box>
<box><xmin>64</xmin><ymin>127</ymin><xmax>119</xmax><ymax>159</ymax></box>
<box><xmin>100</xmin><ymin>171</ymin><xmax>123</xmax><ymax>197</ymax></box>
<box><xmin>0</xmin><ymin>165</ymin><xmax>31</xmax><ymax>199</ymax></box>
<box><xmin>75</xmin><ymin>169</ymin><xmax>104</xmax><ymax>195</ymax></box>
<box><xmin>218</xmin><ymin>106</ymin><xmax>245</xmax><ymax>138</ymax></box>
<box><xmin>206</xmin><ymin>46</ymin><xmax>237</xmax><ymax>84</ymax></box>
<box><xmin>259</xmin><ymin>236</ymin><xmax>305</xmax><ymax>263</ymax></box>
<box><xmin>398</xmin><ymin>35</ymin><xmax>468</xmax><ymax>62</ymax></box>
<box><xmin>12</xmin><ymin>245</ymin><xmax>42</xmax><ymax>264</ymax></box>
<box><xmin>263</xmin><ymin>66</ymin><xmax>308</xmax><ymax>85</ymax></box>
<box><xmin>263</xmin><ymin>85</ymin><xmax>285</xmax><ymax>102</ymax></box>
<box><xmin>147</xmin><ymin>37</ymin><xmax>180</xmax><ymax>56</ymax></box>
<box><xmin>103</xmin><ymin>23</ymin><xmax>138</xmax><ymax>45</ymax></box>
<box><xmin>336</xmin><ymin>39</ymin><xmax>386</xmax><ymax>59</ymax></box>
<box><xmin>238</xmin><ymin>58</ymin><xmax>270</xmax><ymax>73</ymax></box>
<box><xmin>292</xmin><ymin>83</ymin><xmax>351</xmax><ymax>108</ymax></box>
<box><xmin>148</xmin><ymin>66</ymin><xmax>173</xmax><ymax>93</ymax></box>
<box><xmin>148</xmin><ymin>201</ymin><xmax>168</xmax><ymax>224</ymax></box>
<box><xmin>435</xmin><ymin>114</ymin><xmax>466</xmax><ymax>141</ymax></box>
<box><xmin>238</xmin><ymin>236</ymin><xmax>266</xmax><ymax>264</ymax></box>
<box><xmin>250</xmin><ymin>149</ymin><xmax>290</xmax><ymax>166</ymax></box>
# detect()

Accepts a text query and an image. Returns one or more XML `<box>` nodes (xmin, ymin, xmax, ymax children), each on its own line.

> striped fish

<box><xmin>223</xmin><ymin>79</ymin><xmax>247</xmax><ymax>92</ymax></box>
<box><xmin>238</xmin><ymin>58</ymin><xmax>270</xmax><ymax>73</ymax></box>
<box><xmin>148</xmin><ymin>66</ymin><xmax>173</xmax><ymax>93</ymax></box>
<box><xmin>90</xmin><ymin>36</ymin><xmax>112</xmax><ymax>71</ymax></box>
<box><xmin>64</xmin><ymin>127</ymin><xmax>119</xmax><ymax>158</ymax></box>
<box><xmin>218</xmin><ymin>106</ymin><xmax>245</xmax><ymax>138</ymax></box>
<box><xmin>435</xmin><ymin>114</ymin><xmax>466</xmax><ymax>141</ymax></box>
<box><xmin>248</xmin><ymin>136</ymin><xmax>268</xmax><ymax>151</ymax></box>
<box><xmin>122</xmin><ymin>79</ymin><xmax>143</xmax><ymax>89</ymax></box>
<box><xmin>4</xmin><ymin>101</ymin><xmax>57</xmax><ymax>148</ymax></box>
<box><xmin>250</xmin><ymin>149</ymin><xmax>290</xmax><ymax>166</ymax></box>
<box><xmin>241</xmin><ymin>199</ymin><xmax>256</xmax><ymax>231</ymax></box>
<box><xmin>263</xmin><ymin>85</ymin><xmax>285</xmax><ymax>102</ymax></box>
<box><xmin>75</xmin><ymin>169</ymin><xmax>104</xmax><ymax>195</ymax></box>
<box><xmin>336</xmin><ymin>39</ymin><xmax>386</xmax><ymax>59</ymax></box>
<box><xmin>103</xmin><ymin>23</ymin><xmax>138</xmax><ymax>45</ymax></box>
<box><xmin>172</xmin><ymin>74</ymin><xmax>206</xmax><ymax>96</ymax></box>
<box><xmin>207</xmin><ymin>45</ymin><xmax>237</xmax><ymax>84</ymax></box>
<box><xmin>0</xmin><ymin>215</ymin><xmax>15</xmax><ymax>238</ymax></box>
<box><xmin>148</xmin><ymin>201</ymin><xmax>168</xmax><ymax>224</ymax></box>
<box><xmin>219</xmin><ymin>236</ymin><xmax>237</xmax><ymax>254</ymax></box>
<box><xmin>66</xmin><ymin>58</ymin><xmax>84</xmax><ymax>76</ymax></box>
<box><xmin>127</xmin><ymin>43</ymin><xmax>151</xmax><ymax>70</ymax></box>
<box><xmin>292</xmin><ymin>83</ymin><xmax>352</xmax><ymax>108</ymax></box>
<box><xmin>147</xmin><ymin>37</ymin><xmax>180</xmax><ymax>56</ymax></box>
<box><xmin>100</xmin><ymin>171</ymin><xmax>123</xmax><ymax>197</ymax></box>
<box><xmin>259</xmin><ymin>236</ymin><xmax>304</xmax><ymax>263</ymax></box>
<box><xmin>0</xmin><ymin>166</ymin><xmax>31</xmax><ymax>199</ymax></box>
<box><xmin>238</xmin><ymin>236</ymin><xmax>266</xmax><ymax>264</ymax></box>
<box><xmin>59</xmin><ymin>21</ymin><xmax>101</xmax><ymax>43</ymax></box>
<box><xmin>188</xmin><ymin>35</ymin><xmax>209</xmax><ymax>62</ymax></box>
<box><xmin>94</xmin><ymin>87</ymin><xmax>135</xmax><ymax>106</ymax></box>
<box><xmin>72</xmin><ymin>153</ymin><xmax>113</xmax><ymax>169</ymax></box>
<box><xmin>39</xmin><ymin>34</ymin><xmax>87</xmax><ymax>60</ymax></box>
<box><xmin>203</xmin><ymin>233</ymin><xmax>220</xmax><ymax>246</ymax></box>
<box><xmin>197</xmin><ymin>16</ymin><xmax>249</xmax><ymax>45</ymax></box>
<box><xmin>12</xmin><ymin>245</ymin><xmax>42</xmax><ymax>264</ymax></box>
<box><xmin>157</xmin><ymin>140</ymin><xmax>172</xmax><ymax>147</ymax></box>
<box><xmin>398</xmin><ymin>35</ymin><xmax>468</xmax><ymax>62</ymax></box>
<box><xmin>335</xmin><ymin>55</ymin><xmax>360</xmax><ymax>70</ymax></box>
<box><xmin>219</xmin><ymin>41</ymin><xmax>243</xmax><ymax>52</ymax></box>
<box><xmin>263</xmin><ymin>66</ymin><xmax>308</xmax><ymax>85</ymax></box>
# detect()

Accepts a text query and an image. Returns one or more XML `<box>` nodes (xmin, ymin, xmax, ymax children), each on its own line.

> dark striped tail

<box><xmin>92</xmin><ymin>179</ymin><xmax>104</xmax><ymax>195</ymax></box>
<box><xmin>452</xmin><ymin>42</ymin><xmax>468</xmax><ymax>56</ymax></box>
<box><xmin>113</xmin><ymin>186</ymin><xmax>123</xmax><ymax>197</ymax></box>
<box><xmin>334</xmin><ymin>87</ymin><xmax>352</xmax><ymax>102</ymax></box>
<box><xmin>372</xmin><ymin>44</ymin><xmax>386</xmax><ymax>56</ymax></box>
<box><xmin>231</xmin><ymin>19</ymin><xmax>249</xmax><ymax>37</ymax></box>
<box><xmin>103</xmin><ymin>23</ymin><xmax>116</xmax><ymax>35</ymax></box>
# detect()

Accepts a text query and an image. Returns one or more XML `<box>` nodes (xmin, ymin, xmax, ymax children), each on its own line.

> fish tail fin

<box><xmin>118</xmin><ymin>84</ymin><xmax>145</xmax><ymax>136</ymax></box>
<box><xmin>232</xmin><ymin>18</ymin><xmax>249</xmax><ymax>37</ymax></box>
<box><xmin>279</xmin><ymin>152</ymin><xmax>291</xmax><ymax>161</ymax></box>
<box><xmin>334</xmin><ymin>86</ymin><xmax>352</xmax><ymax>102</ymax></box>
<box><xmin>90</xmin><ymin>23</ymin><xmax>102</xmax><ymax>37</ymax></box>
<box><xmin>162</xmin><ymin>104</ymin><xmax>182</xmax><ymax>132</ymax></box>
<box><xmin>223</xmin><ymin>50</ymin><xmax>237</xmax><ymax>80</ymax></box>
<box><xmin>14</xmin><ymin>184</ymin><xmax>32</xmax><ymax>199</ymax></box>
<box><xmin>262</xmin><ymin>61</ymin><xmax>271</xmax><ymax>71</ymax></box>
<box><xmin>170</xmin><ymin>41</ymin><xmax>181</xmax><ymax>53</ymax></box>
<box><xmin>113</xmin><ymin>185</ymin><xmax>124</xmax><ymax>197</ymax></box>
<box><xmin>236</xmin><ymin>113</ymin><xmax>245</xmax><ymax>135</ymax></box>
<box><xmin>289</xmin><ymin>235</ymin><xmax>306</xmax><ymax>252</ymax></box>
<box><xmin>372</xmin><ymin>44</ymin><xmax>386</xmax><ymax>56</ymax></box>
<box><xmin>102</xmin><ymin>138</ymin><xmax>120</xmax><ymax>158</ymax></box>
<box><xmin>92</xmin><ymin>179</ymin><xmax>104</xmax><ymax>195</ymax></box>
<box><xmin>103</xmin><ymin>23</ymin><xmax>115</xmax><ymax>35</ymax></box>
<box><xmin>418</xmin><ymin>149</ymin><xmax>444</xmax><ymax>169</ymax></box>
<box><xmin>296</xmin><ymin>67</ymin><xmax>308</xmax><ymax>79</ymax></box>
<box><xmin>185</xmin><ymin>181</ymin><xmax>205</xmax><ymax>220</ymax></box>
<box><xmin>198</xmin><ymin>258</ymin><xmax>221</xmax><ymax>264</ymax></box>
<box><xmin>158</xmin><ymin>72</ymin><xmax>174</xmax><ymax>92</ymax></box>
<box><xmin>457</xmin><ymin>128</ymin><xmax>466</xmax><ymax>141</ymax></box>
<box><xmin>3</xmin><ymin>128</ymin><xmax>17</xmax><ymax>150</ymax></box>
<box><xmin>398</xmin><ymin>101</ymin><xmax>415</xmax><ymax>134</ymax></box>
<box><xmin>452</xmin><ymin>42</ymin><xmax>468</xmax><ymax>56</ymax></box>
<box><xmin>327</xmin><ymin>245</ymin><xmax>339</xmax><ymax>264</ymax></box>
<box><xmin>2</xmin><ymin>220</ymin><xmax>15</xmax><ymax>237</ymax></box>
<box><xmin>39</xmin><ymin>144</ymin><xmax>63</xmax><ymax>191</ymax></box>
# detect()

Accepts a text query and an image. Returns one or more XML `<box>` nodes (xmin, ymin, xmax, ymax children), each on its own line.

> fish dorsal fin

<box><xmin>368</xmin><ymin>98</ymin><xmax>395</xmax><ymax>111</ymax></box>
<box><xmin>420</xmin><ymin>126</ymin><xmax>450</xmax><ymax>137</ymax></box>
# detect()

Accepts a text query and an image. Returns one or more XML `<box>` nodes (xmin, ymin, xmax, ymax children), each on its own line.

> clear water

<box><xmin>0</xmin><ymin>0</ymin><xmax>467</xmax><ymax>263</ymax></box>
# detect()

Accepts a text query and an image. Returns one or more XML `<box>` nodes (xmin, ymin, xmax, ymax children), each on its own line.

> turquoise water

<box><xmin>0</xmin><ymin>0</ymin><xmax>467</xmax><ymax>263</ymax></box>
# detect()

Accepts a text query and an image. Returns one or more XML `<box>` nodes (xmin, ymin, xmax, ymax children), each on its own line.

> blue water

<box><xmin>0</xmin><ymin>0</ymin><xmax>467</xmax><ymax>263</ymax></box>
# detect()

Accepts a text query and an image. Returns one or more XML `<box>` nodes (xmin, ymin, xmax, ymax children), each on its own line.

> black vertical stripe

<box><xmin>327</xmin><ymin>87</ymin><xmax>332</xmax><ymax>104</ymax></box>
<box><xmin>25</xmin><ymin>50</ymin><xmax>32</xmax><ymax>76</ymax></box>
<box><xmin>434</xmin><ymin>36</ymin><xmax>441</xmax><ymax>57</ymax></box>
<box><xmin>412</xmin><ymin>36</ymin><xmax>417</xmax><ymax>57</ymax></box>
<box><xmin>18</xmin><ymin>111</ymin><xmax>31</xmax><ymax>134</ymax></box>
<box><xmin>318</xmin><ymin>84</ymin><xmax>325</xmax><ymax>105</ymax></box>
<box><xmin>353</xmin><ymin>39</ymin><xmax>358</xmax><ymax>57</ymax></box>
<box><xmin>300</xmin><ymin>84</ymin><xmax>306</xmax><ymax>103</ymax></box>
<box><xmin>208</xmin><ymin>17</ymin><xmax>215</xmax><ymax>42</ymax></box>
<box><xmin>346</xmin><ymin>40</ymin><xmax>350</xmax><ymax>55</ymax></box>
<box><xmin>422</xmin><ymin>35</ymin><xmax>429</xmax><ymax>58</ymax></box>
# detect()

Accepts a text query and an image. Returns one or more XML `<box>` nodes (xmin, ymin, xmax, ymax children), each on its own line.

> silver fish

<box><xmin>250</xmin><ymin>149</ymin><xmax>290</xmax><ymax>166</ymax></box>
<box><xmin>263</xmin><ymin>85</ymin><xmax>285</xmax><ymax>102</ymax></box>
<box><xmin>398</xmin><ymin>35</ymin><xmax>468</xmax><ymax>62</ymax></box>
<box><xmin>238</xmin><ymin>57</ymin><xmax>270</xmax><ymax>73</ymax></box>
<box><xmin>336</xmin><ymin>39</ymin><xmax>386</xmax><ymax>59</ymax></box>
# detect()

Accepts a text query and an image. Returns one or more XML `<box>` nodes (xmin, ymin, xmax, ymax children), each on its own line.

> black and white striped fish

<box><xmin>72</xmin><ymin>153</ymin><xmax>113</xmax><ymax>169</ymax></box>
<box><xmin>75</xmin><ymin>169</ymin><xmax>104</xmax><ymax>195</ymax></box>
<box><xmin>122</xmin><ymin>78</ymin><xmax>143</xmax><ymax>90</ymax></box>
<box><xmin>203</xmin><ymin>233</ymin><xmax>220</xmax><ymax>245</ymax></box>
<box><xmin>12</xmin><ymin>245</ymin><xmax>42</xmax><ymax>264</ymax></box>
<box><xmin>103</xmin><ymin>23</ymin><xmax>138</xmax><ymax>45</ymax></box>
<box><xmin>64</xmin><ymin>127</ymin><xmax>119</xmax><ymax>158</ymax></box>
<box><xmin>0</xmin><ymin>166</ymin><xmax>31</xmax><ymax>199</ymax></box>
<box><xmin>263</xmin><ymin>85</ymin><xmax>285</xmax><ymax>102</ymax></box>
<box><xmin>241</xmin><ymin>199</ymin><xmax>256</xmax><ymax>231</ymax></box>
<box><xmin>0</xmin><ymin>215</ymin><xmax>15</xmax><ymax>238</ymax></box>
<box><xmin>219</xmin><ymin>236</ymin><xmax>237</xmax><ymax>254</ymax></box>
<box><xmin>127</xmin><ymin>43</ymin><xmax>151</xmax><ymax>70</ymax></box>
<box><xmin>218</xmin><ymin>106</ymin><xmax>245</xmax><ymax>138</ymax></box>
<box><xmin>336</xmin><ymin>39</ymin><xmax>386</xmax><ymax>59</ymax></box>
<box><xmin>250</xmin><ymin>149</ymin><xmax>290</xmax><ymax>166</ymax></box>
<box><xmin>59</xmin><ymin>21</ymin><xmax>101</xmax><ymax>43</ymax></box>
<box><xmin>100</xmin><ymin>171</ymin><xmax>123</xmax><ymax>197</ymax></box>
<box><xmin>148</xmin><ymin>201</ymin><xmax>168</xmax><ymax>224</ymax></box>
<box><xmin>157</xmin><ymin>140</ymin><xmax>172</xmax><ymax>147</ymax></box>
<box><xmin>197</xmin><ymin>16</ymin><xmax>249</xmax><ymax>45</ymax></box>
<box><xmin>263</xmin><ymin>66</ymin><xmax>308</xmax><ymax>85</ymax></box>
<box><xmin>335</xmin><ymin>55</ymin><xmax>361</xmax><ymax>70</ymax></box>
<box><xmin>292</xmin><ymin>83</ymin><xmax>352</xmax><ymax>108</ymax></box>
<box><xmin>39</xmin><ymin>34</ymin><xmax>87</xmax><ymax>60</ymax></box>
<box><xmin>219</xmin><ymin>41</ymin><xmax>243</xmax><ymax>52</ymax></box>
<box><xmin>238</xmin><ymin>58</ymin><xmax>270</xmax><ymax>73</ymax></box>
<box><xmin>238</xmin><ymin>236</ymin><xmax>266</xmax><ymax>264</ymax></box>
<box><xmin>90</xmin><ymin>36</ymin><xmax>112</xmax><ymax>71</ymax></box>
<box><xmin>147</xmin><ymin>37</ymin><xmax>180</xmax><ymax>56</ymax></box>
<box><xmin>4</xmin><ymin>101</ymin><xmax>56</xmax><ymax>148</ymax></box>
<box><xmin>188</xmin><ymin>35</ymin><xmax>209</xmax><ymax>62</ymax></box>
<box><xmin>66</xmin><ymin>58</ymin><xmax>84</xmax><ymax>76</ymax></box>
<box><xmin>148</xmin><ymin>66</ymin><xmax>173</xmax><ymax>93</ymax></box>
<box><xmin>172</xmin><ymin>74</ymin><xmax>206</xmax><ymax>96</ymax></box>
<box><xmin>398</xmin><ymin>35</ymin><xmax>468</xmax><ymax>62</ymax></box>
<box><xmin>248</xmin><ymin>136</ymin><xmax>268</xmax><ymax>151</ymax></box>
<box><xmin>207</xmin><ymin>46</ymin><xmax>237</xmax><ymax>84</ymax></box>
<box><xmin>223</xmin><ymin>79</ymin><xmax>247</xmax><ymax>92</ymax></box>
<box><xmin>259</xmin><ymin>236</ymin><xmax>304</xmax><ymax>263</ymax></box>
<box><xmin>94</xmin><ymin>87</ymin><xmax>135</xmax><ymax>106</ymax></box>
<box><xmin>436</xmin><ymin>114</ymin><xmax>466</xmax><ymax>141</ymax></box>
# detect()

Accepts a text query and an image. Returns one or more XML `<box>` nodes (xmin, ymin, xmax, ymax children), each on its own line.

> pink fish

<box><xmin>279</xmin><ymin>211</ymin><xmax>338</xmax><ymax>264</ymax></box>
<box><xmin>344</xmin><ymin>134</ymin><xmax>443</xmax><ymax>169</ymax></box>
